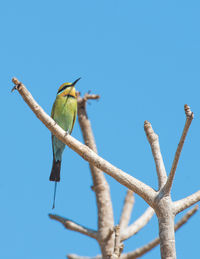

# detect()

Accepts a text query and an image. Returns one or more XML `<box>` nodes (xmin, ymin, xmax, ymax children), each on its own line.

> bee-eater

<box><xmin>50</xmin><ymin>78</ymin><xmax>81</xmax><ymax>208</ymax></box>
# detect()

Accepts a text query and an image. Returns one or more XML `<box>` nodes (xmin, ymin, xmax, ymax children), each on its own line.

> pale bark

<box><xmin>119</xmin><ymin>190</ymin><xmax>135</xmax><ymax>231</ymax></box>
<box><xmin>49</xmin><ymin>214</ymin><xmax>98</xmax><ymax>239</ymax></box>
<box><xmin>121</xmin><ymin>207</ymin><xmax>154</xmax><ymax>241</ymax></box>
<box><xmin>77</xmin><ymin>94</ymin><xmax>115</xmax><ymax>257</ymax></box>
<box><xmin>173</xmin><ymin>190</ymin><xmax>200</xmax><ymax>215</ymax></box>
<box><xmin>143</xmin><ymin>110</ymin><xmax>197</xmax><ymax>259</ymax></box>
<box><xmin>67</xmin><ymin>205</ymin><xmax>198</xmax><ymax>259</ymax></box>
<box><xmin>121</xmin><ymin>205</ymin><xmax>198</xmax><ymax>259</ymax></box>
<box><xmin>111</xmin><ymin>225</ymin><xmax>122</xmax><ymax>259</ymax></box>
<box><xmin>11</xmin><ymin>78</ymin><xmax>156</xmax><ymax>206</ymax></box>
<box><xmin>12</xmin><ymin>78</ymin><xmax>200</xmax><ymax>259</ymax></box>
<box><xmin>144</xmin><ymin>121</ymin><xmax>167</xmax><ymax>188</ymax></box>
<box><xmin>163</xmin><ymin>105</ymin><xmax>194</xmax><ymax>195</ymax></box>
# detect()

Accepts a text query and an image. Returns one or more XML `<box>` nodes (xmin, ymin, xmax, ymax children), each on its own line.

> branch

<box><xmin>174</xmin><ymin>205</ymin><xmax>198</xmax><ymax>229</ymax></box>
<box><xmin>163</xmin><ymin>105</ymin><xmax>194</xmax><ymax>194</ymax></box>
<box><xmin>121</xmin><ymin>207</ymin><xmax>154</xmax><ymax>241</ymax></box>
<box><xmin>144</xmin><ymin>121</ymin><xmax>167</xmax><ymax>189</ymax></box>
<box><xmin>111</xmin><ymin>225</ymin><xmax>122</xmax><ymax>258</ymax></box>
<box><xmin>12</xmin><ymin>78</ymin><xmax>156</xmax><ymax>206</ymax></box>
<box><xmin>119</xmin><ymin>190</ymin><xmax>135</xmax><ymax>230</ymax></box>
<box><xmin>49</xmin><ymin>214</ymin><xmax>98</xmax><ymax>239</ymax></box>
<box><xmin>173</xmin><ymin>190</ymin><xmax>200</xmax><ymax>215</ymax></box>
<box><xmin>121</xmin><ymin>205</ymin><xmax>198</xmax><ymax>259</ymax></box>
<box><xmin>77</xmin><ymin>94</ymin><xmax>115</xmax><ymax>255</ymax></box>
<box><xmin>66</xmin><ymin>206</ymin><xmax>198</xmax><ymax>259</ymax></box>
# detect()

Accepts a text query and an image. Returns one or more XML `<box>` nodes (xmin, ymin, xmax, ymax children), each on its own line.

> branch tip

<box><xmin>11</xmin><ymin>77</ymin><xmax>22</xmax><ymax>92</ymax></box>
<box><xmin>12</xmin><ymin>77</ymin><xmax>20</xmax><ymax>85</ymax></box>
<box><xmin>144</xmin><ymin>120</ymin><xmax>158</xmax><ymax>144</ymax></box>
<box><xmin>184</xmin><ymin>104</ymin><xmax>194</xmax><ymax>119</ymax></box>
<box><xmin>144</xmin><ymin>120</ymin><xmax>151</xmax><ymax>129</ymax></box>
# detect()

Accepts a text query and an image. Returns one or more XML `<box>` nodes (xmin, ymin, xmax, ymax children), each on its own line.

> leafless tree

<box><xmin>12</xmin><ymin>78</ymin><xmax>200</xmax><ymax>259</ymax></box>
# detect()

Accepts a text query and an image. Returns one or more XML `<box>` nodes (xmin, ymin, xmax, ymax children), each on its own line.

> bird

<box><xmin>50</xmin><ymin>78</ymin><xmax>81</xmax><ymax>209</ymax></box>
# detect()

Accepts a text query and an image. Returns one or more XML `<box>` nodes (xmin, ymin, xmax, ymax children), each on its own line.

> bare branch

<box><xmin>67</xmin><ymin>206</ymin><xmax>198</xmax><ymax>259</ymax></box>
<box><xmin>174</xmin><ymin>205</ymin><xmax>198</xmax><ymax>229</ymax></box>
<box><xmin>49</xmin><ymin>214</ymin><xmax>98</xmax><ymax>239</ymax></box>
<box><xmin>173</xmin><ymin>190</ymin><xmax>200</xmax><ymax>215</ymax></box>
<box><xmin>119</xmin><ymin>190</ymin><xmax>135</xmax><ymax>230</ymax></box>
<box><xmin>163</xmin><ymin>105</ymin><xmax>194</xmax><ymax>195</ymax></box>
<box><xmin>12</xmin><ymin>78</ymin><xmax>156</xmax><ymax>206</ymax></box>
<box><xmin>121</xmin><ymin>205</ymin><xmax>198</xmax><ymax>259</ymax></box>
<box><xmin>77</xmin><ymin>94</ymin><xmax>114</xmax><ymax>256</ymax></box>
<box><xmin>121</xmin><ymin>207</ymin><xmax>154</xmax><ymax>241</ymax></box>
<box><xmin>144</xmin><ymin>121</ymin><xmax>167</xmax><ymax>189</ymax></box>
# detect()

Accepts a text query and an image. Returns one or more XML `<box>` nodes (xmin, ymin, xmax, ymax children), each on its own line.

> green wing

<box><xmin>70</xmin><ymin>105</ymin><xmax>77</xmax><ymax>134</ymax></box>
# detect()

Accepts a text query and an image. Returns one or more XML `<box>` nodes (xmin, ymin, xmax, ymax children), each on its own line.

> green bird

<box><xmin>50</xmin><ymin>78</ymin><xmax>80</xmax><ymax>208</ymax></box>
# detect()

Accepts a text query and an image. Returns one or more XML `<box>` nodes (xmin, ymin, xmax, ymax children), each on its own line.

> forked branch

<box><xmin>121</xmin><ymin>205</ymin><xmax>198</xmax><ymax>259</ymax></box>
<box><xmin>67</xmin><ymin>206</ymin><xmax>198</xmax><ymax>259</ymax></box>
<box><xmin>12</xmin><ymin>78</ymin><xmax>199</xmax><ymax>259</ymax></box>
<box><xmin>11</xmin><ymin>77</ymin><xmax>156</xmax><ymax>207</ymax></box>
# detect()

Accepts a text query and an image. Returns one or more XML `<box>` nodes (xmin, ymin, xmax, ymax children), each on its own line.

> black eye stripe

<box><xmin>57</xmin><ymin>84</ymin><xmax>72</xmax><ymax>94</ymax></box>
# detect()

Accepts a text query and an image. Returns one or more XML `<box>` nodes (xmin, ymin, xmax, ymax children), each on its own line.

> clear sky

<box><xmin>1</xmin><ymin>0</ymin><xmax>200</xmax><ymax>258</ymax></box>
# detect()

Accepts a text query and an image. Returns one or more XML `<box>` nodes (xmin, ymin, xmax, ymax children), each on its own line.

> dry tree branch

<box><xmin>12</xmin><ymin>78</ymin><xmax>200</xmax><ymax>259</ymax></box>
<box><xmin>121</xmin><ymin>205</ymin><xmax>198</xmax><ymax>259</ymax></box>
<box><xmin>77</xmin><ymin>93</ymin><xmax>115</xmax><ymax>256</ymax></box>
<box><xmin>111</xmin><ymin>225</ymin><xmax>122</xmax><ymax>259</ymax></box>
<box><xmin>144</xmin><ymin>121</ymin><xmax>167</xmax><ymax>189</ymax></box>
<box><xmin>121</xmin><ymin>207</ymin><xmax>154</xmax><ymax>241</ymax></box>
<box><xmin>163</xmin><ymin>105</ymin><xmax>194</xmax><ymax>195</ymax></box>
<box><xmin>49</xmin><ymin>214</ymin><xmax>98</xmax><ymax>239</ymax></box>
<box><xmin>11</xmin><ymin>77</ymin><xmax>156</xmax><ymax>207</ymax></box>
<box><xmin>173</xmin><ymin>190</ymin><xmax>200</xmax><ymax>215</ymax></box>
<box><xmin>119</xmin><ymin>190</ymin><xmax>135</xmax><ymax>231</ymax></box>
<box><xmin>75</xmin><ymin>206</ymin><xmax>198</xmax><ymax>259</ymax></box>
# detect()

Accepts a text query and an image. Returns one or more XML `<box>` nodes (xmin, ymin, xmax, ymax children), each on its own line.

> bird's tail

<box><xmin>49</xmin><ymin>159</ymin><xmax>61</xmax><ymax>182</ymax></box>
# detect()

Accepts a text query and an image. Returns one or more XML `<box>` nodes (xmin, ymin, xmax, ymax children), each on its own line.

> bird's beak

<box><xmin>72</xmin><ymin>77</ymin><xmax>81</xmax><ymax>86</ymax></box>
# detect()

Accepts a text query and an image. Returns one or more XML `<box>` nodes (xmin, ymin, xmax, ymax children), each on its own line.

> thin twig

<box><xmin>121</xmin><ymin>205</ymin><xmax>198</xmax><ymax>259</ymax></box>
<box><xmin>49</xmin><ymin>214</ymin><xmax>98</xmax><ymax>239</ymax></box>
<box><xmin>173</xmin><ymin>190</ymin><xmax>200</xmax><ymax>215</ymax></box>
<box><xmin>11</xmin><ymin>77</ymin><xmax>156</xmax><ymax>207</ymax></box>
<box><xmin>119</xmin><ymin>190</ymin><xmax>135</xmax><ymax>231</ymax></box>
<box><xmin>121</xmin><ymin>207</ymin><xmax>154</xmax><ymax>241</ymax></box>
<box><xmin>163</xmin><ymin>105</ymin><xmax>194</xmax><ymax>195</ymax></box>
<box><xmin>144</xmin><ymin>121</ymin><xmax>167</xmax><ymax>189</ymax></box>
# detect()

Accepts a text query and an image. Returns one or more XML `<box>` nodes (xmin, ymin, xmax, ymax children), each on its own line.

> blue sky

<box><xmin>1</xmin><ymin>0</ymin><xmax>200</xmax><ymax>258</ymax></box>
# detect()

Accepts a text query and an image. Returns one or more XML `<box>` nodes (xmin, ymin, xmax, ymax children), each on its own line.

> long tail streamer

<box><xmin>52</xmin><ymin>182</ymin><xmax>57</xmax><ymax>209</ymax></box>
